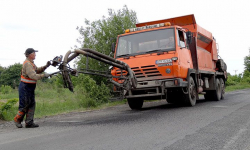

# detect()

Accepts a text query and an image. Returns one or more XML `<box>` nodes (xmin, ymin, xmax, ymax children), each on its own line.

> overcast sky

<box><xmin>1</xmin><ymin>0</ymin><xmax>249</xmax><ymax>74</ymax></box>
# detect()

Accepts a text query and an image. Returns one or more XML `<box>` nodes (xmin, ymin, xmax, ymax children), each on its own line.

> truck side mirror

<box><xmin>111</xmin><ymin>43</ymin><xmax>115</xmax><ymax>53</ymax></box>
<box><xmin>186</xmin><ymin>31</ymin><xmax>193</xmax><ymax>44</ymax></box>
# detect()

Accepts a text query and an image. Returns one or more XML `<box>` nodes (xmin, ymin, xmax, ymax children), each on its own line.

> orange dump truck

<box><xmin>111</xmin><ymin>14</ymin><xmax>227</xmax><ymax>110</ymax></box>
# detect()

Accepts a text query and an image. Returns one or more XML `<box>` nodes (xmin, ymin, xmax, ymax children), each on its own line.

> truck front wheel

<box><xmin>127</xmin><ymin>98</ymin><xmax>143</xmax><ymax>110</ymax></box>
<box><xmin>184</xmin><ymin>77</ymin><xmax>197</xmax><ymax>106</ymax></box>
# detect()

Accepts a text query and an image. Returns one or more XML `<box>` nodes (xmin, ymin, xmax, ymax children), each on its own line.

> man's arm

<box><xmin>36</xmin><ymin>61</ymin><xmax>50</xmax><ymax>74</ymax></box>
<box><xmin>25</xmin><ymin>63</ymin><xmax>44</xmax><ymax>80</ymax></box>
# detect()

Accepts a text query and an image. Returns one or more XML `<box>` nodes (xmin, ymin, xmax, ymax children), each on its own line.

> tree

<box><xmin>0</xmin><ymin>63</ymin><xmax>22</xmax><ymax>88</ymax></box>
<box><xmin>76</xmin><ymin>5</ymin><xmax>137</xmax><ymax>84</ymax></box>
<box><xmin>0</xmin><ymin>65</ymin><xmax>5</xmax><ymax>75</ymax></box>
<box><xmin>244</xmin><ymin>55</ymin><xmax>250</xmax><ymax>72</ymax></box>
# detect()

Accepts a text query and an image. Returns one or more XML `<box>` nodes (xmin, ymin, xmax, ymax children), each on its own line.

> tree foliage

<box><xmin>74</xmin><ymin>74</ymin><xmax>111</xmax><ymax>107</ymax></box>
<box><xmin>0</xmin><ymin>63</ymin><xmax>22</xmax><ymax>88</ymax></box>
<box><xmin>76</xmin><ymin>5</ymin><xmax>137</xmax><ymax>84</ymax></box>
<box><xmin>244</xmin><ymin>55</ymin><xmax>250</xmax><ymax>72</ymax></box>
<box><xmin>0</xmin><ymin>65</ymin><xmax>5</xmax><ymax>75</ymax></box>
<box><xmin>226</xmin><ymin>70</ymin><xmax>250</xmax><ymax>86</ymax></box>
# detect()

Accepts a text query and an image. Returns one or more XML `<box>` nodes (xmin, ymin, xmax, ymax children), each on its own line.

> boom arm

<box><xmin>51</xmin><ymin>48</ymin><xmax>137</xmax><ymax>92</ymax></box>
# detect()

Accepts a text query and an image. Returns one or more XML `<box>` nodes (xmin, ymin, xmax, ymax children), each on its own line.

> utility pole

<box><xmin>233</xmin><ymin>70</ymin><xmax>238</xmax><ymax>75</ymax></box>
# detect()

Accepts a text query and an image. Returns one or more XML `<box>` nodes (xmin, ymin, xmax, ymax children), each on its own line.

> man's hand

<box><xmin>45</xmin><ymin>61</ymin><xmax>51</xmax><ymax>68</ymax></box>
<box><xmin>44</xmin><ymin>73</ymin><xmax>50</xmax><ymax>78</ymax></box>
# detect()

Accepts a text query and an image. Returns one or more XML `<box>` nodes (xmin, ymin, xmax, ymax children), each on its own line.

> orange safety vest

<box><xmin>20</xmin><ymin>60</ymin><xmax>37</xmax><ymax>84</ymax></box>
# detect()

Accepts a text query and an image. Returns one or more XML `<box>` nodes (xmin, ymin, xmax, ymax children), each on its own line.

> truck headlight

<box><xmin>171</xmin><ymin>57</ymin><xmax>178</xmax><ymax>61</ymax></box>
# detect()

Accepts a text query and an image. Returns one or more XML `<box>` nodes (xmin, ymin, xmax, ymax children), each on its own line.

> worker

<box><xmin>14</xmin><ymin>48</ymin><xmax>51</xmax><ymax>128</ymax></box>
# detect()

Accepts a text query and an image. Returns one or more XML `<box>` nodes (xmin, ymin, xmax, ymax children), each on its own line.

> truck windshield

<box><xmin>116</xmin><ymin>28</ymin><xmax>175</xmax><ymax>57</ymax></box>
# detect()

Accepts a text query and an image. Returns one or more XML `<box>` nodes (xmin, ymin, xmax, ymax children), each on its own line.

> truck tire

<box><xmin>220</xmin><ymin>78</ymin><xmax>225</xmax><ymax>100</ymax></box>
<box><xmin>211</xmin><ymin>78</ymin><xmax>221</xmax><ymax>101</ymax></box>
<box><xmin>127</xmin><ymin>98</ymin><xmax>143</xmax><ymax>110</ymax></box>
<box><xmin>184</xmin><ymin>77</ymin><xmax>197</xmax><ymax>106</ymax></box>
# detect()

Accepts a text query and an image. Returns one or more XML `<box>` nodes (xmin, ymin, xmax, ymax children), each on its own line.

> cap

<box><xmin>25</xmin><ymin>48</ymin><xmax>38</xmax><ymax>55</ymax></box>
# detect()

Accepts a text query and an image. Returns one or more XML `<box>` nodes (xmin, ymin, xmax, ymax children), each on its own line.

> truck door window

<box><xmin>177</xmin><ymin>30</ymin><xmax>186</xmax><ymax>48</ymax></box>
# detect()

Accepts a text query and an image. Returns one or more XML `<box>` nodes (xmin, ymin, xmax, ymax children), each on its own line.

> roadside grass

<box><xmin>225</xmin><ymin>83</ymin><xmax>250</xmax><ymax>92</ymax></box>
<box><xmin>0</xmin><ymin>81</ymin><xmax>126</xmax><ymax>121</ymax></box>
<box><xmin>0</xmin><ymin>89</ymin><xmax>18</xmax><ymax>100</ymax></box>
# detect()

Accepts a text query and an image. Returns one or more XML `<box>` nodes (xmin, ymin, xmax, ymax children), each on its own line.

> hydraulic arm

<box><xmin>50</xmin><ymin>48</ymin><xmax>137</xmax><ymax>93</ymax></box>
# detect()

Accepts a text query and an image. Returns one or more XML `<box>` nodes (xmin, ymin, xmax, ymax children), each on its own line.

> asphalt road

<box><xmin>0</xmin><ymin>89</ymin><xmax>250</xmax><ymax>150</ymax></box>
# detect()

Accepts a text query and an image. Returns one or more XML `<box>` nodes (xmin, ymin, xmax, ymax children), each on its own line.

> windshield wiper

<box><xmin>146</xmin><ymin>49</ymin><xmax>167</xmax><ymax>54</ymax></box>
<box><xmin>117</xmin><ymin>54</ymin><xmax>131</xmax><ymax>58</ymax></box>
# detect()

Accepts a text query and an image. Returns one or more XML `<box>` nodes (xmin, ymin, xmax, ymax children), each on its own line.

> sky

<box><xmin>1</xmin><ymin>0</ymin><xmax>250</xmax><ymax>75</ymax></box>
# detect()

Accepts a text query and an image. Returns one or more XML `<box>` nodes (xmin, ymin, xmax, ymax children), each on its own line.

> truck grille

<box><xmin>131</xmin><ymin>65</ymin><xmax>161</xmax><ymax>78</ymax></box>
<box><xmin>116</xmin><ymin>65</ymin><xmax>162</xmax><ymax>79</ymax></box>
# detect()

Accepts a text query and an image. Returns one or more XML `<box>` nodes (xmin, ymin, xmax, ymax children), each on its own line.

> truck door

<box><xmin>176</xmin><ymin>29</ymin><xmax>193</xmax><ymax>78</ymax></box>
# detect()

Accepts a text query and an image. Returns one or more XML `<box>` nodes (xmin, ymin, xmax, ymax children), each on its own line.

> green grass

<box><xmin>35</xmin><ymin>99</ymin><xmax>81</xmax><ymax>118</ymax></box>
<box><xmin>0</xmin><ymin>89</ymin><xmax>18</xmax><ymax>100</ymax></box>
<box><xmin>1</xmin><ymin>100</ymin><xmax>126</xmax><ymax>121</ymax></box>
<box><xmin>225</xmin><ymin>83</ymin><xmax>250</xmax><ymax>92</ymax></box>
<box><xmin>0</xmin><ymin>81</ymin><xmax>126</xmax><ymax>121</ymax></box>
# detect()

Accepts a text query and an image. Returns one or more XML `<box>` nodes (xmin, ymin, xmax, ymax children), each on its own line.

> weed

<box><xmin>0</xmin><ymin>98</ymin><xmax>18</xmax><ymax>120</ymax></box>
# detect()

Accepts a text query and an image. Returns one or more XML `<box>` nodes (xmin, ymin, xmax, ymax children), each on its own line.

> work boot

<box><xmin>14</xmin><ymin>120</ymin><xmax>23</xmax><ymax>128</ymax></box>
<box><xmin>25</xmin><ymin>123</ymin><xmax>39</xmax><ymax>128</ymax></box>
<box><xmin>14</xmin><ymin>111</ymin><xmax>24</xmax><ymax>128</ymax></box>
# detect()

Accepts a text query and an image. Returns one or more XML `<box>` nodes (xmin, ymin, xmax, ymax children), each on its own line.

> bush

<box><xmin>226</xmin><ymin>70</ymin><xmax>250</xmax><ymax>87</ymax></box>
<box><xmin>241</xmin><ymin>77</ymin><xmax>250</xmax><ymax>83</ymax></box>
<box><xmin>226</xmin><ymin>76</ymin><xmax>237</xmax><ymax>86</ymax></box>
<box><xmin>0</xmin><ymin>98</ymin><xmax>18</xmax><ymax>120</ymax></box>
<box><xmin>74</xmin><ymin>75</ymin><xmax>111</xmax><ymax>108</ymax></box>
<box><xmin>0</xmin><ymin>85</ymin><xmax>12</xmax><ymax>94</ymax></box>
<box><xmin>243</xmin><ymin>70</ymin><xmax>250</xmax><ymax>82</ymax></box>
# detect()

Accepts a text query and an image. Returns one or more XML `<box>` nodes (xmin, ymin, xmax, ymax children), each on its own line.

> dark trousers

<box><xmin>14</xmin><ymin>82</ymin><xmax>36</xmax><ymax>125</ymax></box>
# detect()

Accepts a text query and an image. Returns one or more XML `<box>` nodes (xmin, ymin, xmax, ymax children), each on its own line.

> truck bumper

<box><xmin>126</xmin><ymin>78</ymin><xmax>188</xmax><ymax>99</ymax></box>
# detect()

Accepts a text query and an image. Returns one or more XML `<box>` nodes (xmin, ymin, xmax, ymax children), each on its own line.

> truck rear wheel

<box><xmin>184</xmin><ymin>77</ymin><xmax>197</xmax><ymax>106</ymax></box>
<box><xmin>211</xmin><ymin>78</ymin><xmax>221</xmax><ymax>101</ymax></box>
<box><xmin>220</xmin><ymin>78</ymin><xmax>225</xmax><ymax>100</ymax></box>
<box><xmin>127</xmin><ymin>98</ymin><xmax>143</xmax><ymax>110</ymax></box>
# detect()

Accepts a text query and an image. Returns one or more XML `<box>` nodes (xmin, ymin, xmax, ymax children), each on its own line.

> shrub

<box><xmin>74</xmin><ymin>74</ymin><xmax>111</xmax><ymax>108</ymax></box>
<box><xmin>226</xmin><ymin>70</ymin><xmax>250</xmax><ymax>86</ymax></box>
<box><xmin>226</xmin><ymin>77</ymin><xmax>237</xmax><ymax>86</ymax></box>
<box><xmin>0</xmin><ymin>85</ymin><xmax>12</xmax><ymax>94</ymax></box>
<box><xmin>241</xmin><ymin>77</ymin><xmax>250</xmax><ymax>83</ymax></box>
<box><xmin>0</xmin><ymin>98</ymin><xmax>18</xmax><ymax>120</ymax></box>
